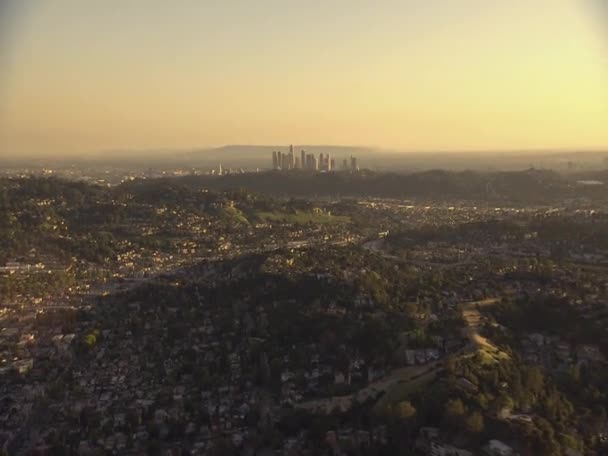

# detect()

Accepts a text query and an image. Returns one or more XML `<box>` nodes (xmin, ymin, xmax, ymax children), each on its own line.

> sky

<box><xmin>0</xmin><ymin>0</ymin><xmax>607</xmax><ymax>157</ymax></box>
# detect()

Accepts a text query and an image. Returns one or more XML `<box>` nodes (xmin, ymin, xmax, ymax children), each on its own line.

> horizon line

<box><xmin>1</xmin><ymin>146</ymin><xmax>608</xmax><ymax>161</ymax></box>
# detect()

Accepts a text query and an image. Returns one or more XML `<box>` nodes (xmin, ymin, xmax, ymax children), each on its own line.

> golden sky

<box><xmin>0</xmin><ymin>0</ymin><xmax>607</xmax><ymax>157</ymax></box>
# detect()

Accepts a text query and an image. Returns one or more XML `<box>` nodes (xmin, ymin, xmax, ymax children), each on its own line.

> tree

<box><xmin>395</xmin><ymin>400</ymin><xmax>417</xmax><ymax>420</ymax></box>
<box><xmin>445</xmin><ymin>398</ymin><xmax>466</xmax><ymax>417</ymax></box>
<box><xmin>444</xmin><ymin>398</ymin><xmax>467</xmax><ymax>430</ymax></box>
<box><xmin>404</xmin><ymin>302</ymin><xmax>418</xmax><ymax>317</ymax></box>
<box><xmin>445</xmin><ymin>355</ymin><xmax>458</xmax><ymax>375</ymax></box>
<box><xmin>493</xmin><ymin>393</ymin><xmax>514</xmax><ymax>417</ymax></box>
<box><xmin>524</xmin><ymin>366</ymin><xmax>544</xmax><ymax>396</ymax></box>
<box><xmin>464</xmin><ymin>412</ymin><xmax>484</xmax><ymax>434</ymax></box>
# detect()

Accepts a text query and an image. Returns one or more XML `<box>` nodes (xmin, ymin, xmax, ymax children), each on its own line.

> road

<box><xmin>294</xmin><ymin>240</ymin><xmax>504</xmax><ymax>415</ymax></box>
<box><xmin>78</xmin><ymin>236</ymin><xmax>503</xmax><ymax>415</ymax></box>
<box><xmin>78</xmin><ymin>240</ymin><xmax>319</xmax><ymax>301</ymax></box>
<box><xmin>295</xmin><ymin>361</ymin><xmax>443</xmax><ymax>414</ymax></box>
<box><xmin>296</xmin><ymin>293</ymin><xmax>504</xmax><ymax>414</ymax></box>
<box><xmin>362</xmin><ymin>238</ymin><xmax>474</xmax><ymax>269</ymax></box>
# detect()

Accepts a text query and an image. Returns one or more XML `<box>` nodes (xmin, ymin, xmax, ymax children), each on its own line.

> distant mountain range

<box><xmin>185</xmin><ymin>144</ymin><xmax>374</xmax><ymax>157</ymax></box>
<box><xmin>166</xmin><ymin>168</ymin><xmax>606</xmax><ymax>203</ymax></box>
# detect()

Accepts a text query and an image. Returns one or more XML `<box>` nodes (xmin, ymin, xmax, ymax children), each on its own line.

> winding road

<box><xmin>295</xmin><ymin>238</ymin><xmax>503</xmax><ymax>414</ymax></box>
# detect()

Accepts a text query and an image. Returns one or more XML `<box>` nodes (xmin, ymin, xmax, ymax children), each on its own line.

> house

<box><xmin>528</xmin><ymin>333</ymin><xmax>544</xmax><ymax>346</ymax></box>
<box><xmin>555</xmin><ymin>342</ymin><xmax>572</xmax><ymax>363</ymax></box>
<box><xmin>334</xmin><ymin>371</ymin><xmax>346</xmax><ymax>385</ymax></box>
<box><xmin>430</xmin><ymin>441</ymin><xmax>473</xmax><ymax>456</ymax></box>
<box><xmin>415</xmin><ymin>350</ymin><xmax>427</xmax><ymax>364</ymax></box>
<box><xmin>356</xmin><ymin>430</ymin><xmax>371</xmax><ymax>446</ymax></box>
<box><xmin>404</xmin><ymin>349</ymin><xmax>416</xmax><ymax>365</ymax></box>
<box><xmin>425</xmin><ymin>348</ymin><xmax>441</xmax><ymax>361</ymax></box>
<box><xmin>576</xmin><ymin>345</ymin><xmax>605</xmax><ymax>364</ymax></box>
<box><xmin>457</xmin><ymin>377</ymin><xmax>478</xmax><ymax>393</ymax></box>
<box><xmin>484</xmin><ymin>439</ymin><xmax>516</xmax><ymax>456</ymax></box>
<box><xmin>509</xmin><ymin>414</ymin><xmax>533</xmax><ymax>423</ymax></box>
<box><xmin>13</xmin><ymin>359</ymin><xmax>33</xmax><ymax>375</ymax></box>
<box><xmin>415</xmin><ymin>427</ymin><xmax>440</xmax><ymax>452</ymax></box>
<box><xmin>367</xmin><ymin>366</ymin><xmax>385</xmax><ymax>382</ymax></box>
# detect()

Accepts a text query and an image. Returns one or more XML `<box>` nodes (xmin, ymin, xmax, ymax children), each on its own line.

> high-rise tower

<box><xmin>272</xmin><ymin>151</ymin><xmax>278</xmax><ymax>170</ymax></box>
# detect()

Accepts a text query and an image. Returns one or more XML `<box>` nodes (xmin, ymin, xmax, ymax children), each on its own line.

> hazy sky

<box><xmin>0</xmin><ymin>0</ymin><xmax>607</xmax><ymax>157</ymax></box>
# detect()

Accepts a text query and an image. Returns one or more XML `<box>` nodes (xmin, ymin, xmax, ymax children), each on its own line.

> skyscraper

<box><xmin>272</xmin><ymin>151</ymin><xmax>278</xmax><ymax>170</ymax></box>
<box><xmin>327</xmin><ymin>153</ymin><xmax>332</xmax><ymax>172</ymax></box>
<box><xmin>301</xmin><ymin>150</ymin><xmax>306</xmax><ymax>170</ymax></box>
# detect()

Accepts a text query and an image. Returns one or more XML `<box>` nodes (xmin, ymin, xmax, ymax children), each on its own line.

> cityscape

<box><xmin>2</xmin><ymin>165</ymin><xmax>608</xmax><ymax>455</ymax></box>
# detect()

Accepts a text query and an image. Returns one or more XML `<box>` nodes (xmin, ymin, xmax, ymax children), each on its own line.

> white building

<box><xmin>484</xmin><ymin>439</ymin><xmax>516</xmax><ymax>456</ymax></box>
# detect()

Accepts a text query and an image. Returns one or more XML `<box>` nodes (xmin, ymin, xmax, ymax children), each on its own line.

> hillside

<box><xmin>169</xmin><ymin>168</ymin><xmax>601</xmax><ymax>203</ymax></box>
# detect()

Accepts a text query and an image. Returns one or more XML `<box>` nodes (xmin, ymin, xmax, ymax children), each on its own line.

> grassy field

<box><xmin>221</xmin><ymin>206</ymin><xmax>249</xmax><ymax>224</ymax></box>
<box><xmin>255</xmin><ymin>210</ymin><xmax>351</xmax><ymax>225</ymax></box>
